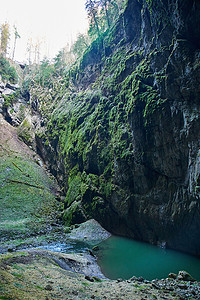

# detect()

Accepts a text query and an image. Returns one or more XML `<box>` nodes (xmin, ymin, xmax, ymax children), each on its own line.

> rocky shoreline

<box><xmin>0</xmin><ymin>248</ymin><xmax>200</xmax><ymax>300</ymax></box>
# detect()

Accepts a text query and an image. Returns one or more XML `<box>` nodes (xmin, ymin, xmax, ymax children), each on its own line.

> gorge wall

<box><xmin>19</xmin><ymin>0</ymin><xmax>200</xmax><ymax>255</ymax></box>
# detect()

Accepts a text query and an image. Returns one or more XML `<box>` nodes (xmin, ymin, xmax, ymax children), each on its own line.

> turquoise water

<box><xmin>97</xmin><ymin>236</ymin><xmax>200</xmax><ymax>281</ymax></box>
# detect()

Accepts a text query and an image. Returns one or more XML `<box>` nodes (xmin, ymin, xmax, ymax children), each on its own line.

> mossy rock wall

<box><xmin>34</xmin><ymin>0</ymin><xmax>200</xmax><ymax>255</ymax></box>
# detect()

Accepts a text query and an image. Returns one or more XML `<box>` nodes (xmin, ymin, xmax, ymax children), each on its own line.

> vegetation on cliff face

<box><xmin>0</xmin><ymin>56</ymin><xmax>18</xmax><ymax>83</ymax></box>
<box><xmin>4</xmin><ymin>0</ymin><xmax>200</xmax><ymax>256</ymax></box>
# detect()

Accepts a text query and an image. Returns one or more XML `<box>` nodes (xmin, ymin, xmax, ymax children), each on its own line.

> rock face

<box><xmin>28</xmin><ymin>0</ymin><xmax>200</xmax><ymax>255</ymax></box>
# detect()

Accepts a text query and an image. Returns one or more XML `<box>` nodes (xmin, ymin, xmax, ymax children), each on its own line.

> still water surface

<box><xmin>97</xmin><ymin>236</ymin><xmax>200</xmax><ymax>281</ymax></box>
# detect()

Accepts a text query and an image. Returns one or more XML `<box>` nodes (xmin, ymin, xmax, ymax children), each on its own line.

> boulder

<box><xmin>177</xmin><ymin>271</ymin><xmax>195</xmax><ymax>282</ymax></box>
<box><xmin>68</xmin><ymin>219</ymin><xmax>111</xmax><ymax>245</ymax></box>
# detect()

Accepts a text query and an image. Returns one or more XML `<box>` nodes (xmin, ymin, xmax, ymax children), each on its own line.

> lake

<box><xmin>96</xmin><ymin>236</ymin><xmax>200</xmax><ymax>281</ymax></box>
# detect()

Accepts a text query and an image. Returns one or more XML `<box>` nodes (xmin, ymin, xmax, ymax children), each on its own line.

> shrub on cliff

<box><xmin>0</xmin><ymin>56</ymin><xmax>18</xmax><ymax>83</ymax></box>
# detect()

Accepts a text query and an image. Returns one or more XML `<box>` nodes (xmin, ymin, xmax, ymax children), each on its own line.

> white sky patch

<box><xmin>0</xmin><ymin>0</ymin><xmax>89</xmax><ymax>63</ymax></box>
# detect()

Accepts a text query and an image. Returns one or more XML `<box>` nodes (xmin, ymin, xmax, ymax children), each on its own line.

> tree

<box><xmin>99</xmin><ymin>0</ymin><xmax>111</xmax><ymax>28</ymax></box>
<box><xmin>85</xmin><ymin>0</ymin><xmax>100</xmax><ymax>37</ymax></box>
<box><xmin>85</xmin><ymin>0</ymin><xmax>126</xmax><ymax>38</ymax></box>
<box><xmin>54</xmin><ymin>45</ymin><xmax>76</xmax><ymax>75</ymax></box>
<box><xmin>34</xmin><ymin>39</ymin><xmax>42</xmax><ymax>64</ymax></box>
<box><xmin>26</xmin><ymin>37</ymin><xmax>42</xmax><ymax>65</ymax></box>
<box><xmin>26</xmin><ymin>38</ymin><xmax>33</xmax><ymax>64</ymax></box>
<box><xmin>0</xmin><ymin>56</ymin><xmax>18</xmax><ymax>83</ymax></box>
<box><xmin>12</xmin><ymin>26</ymin><xmax>20</xmax><ymax>60</ymax></box>
<box><xmin>38</xmin><ymin>57</ymin><xmax>55</xmax><ymax>87</ymax></box>
<box><xmin>0</xmin><ymin>22</ymin><xmax>10</xmax><ymax>57</ymax></box>
<box><xmin>71</xmin><ymin>34</ymin><xmax>90</xmax><ymax>58</ymax></box>
<box><xmin>54</xmin><ymin>48</ymin><xmax>67</xmax><ymax>74</ymax></box>
<box><xmin>98</xmin><ymin>0</ymin><xmax>126</xmax><ymax>30</ymax></box>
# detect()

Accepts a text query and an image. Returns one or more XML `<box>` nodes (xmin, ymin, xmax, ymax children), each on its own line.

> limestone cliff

<box><xmin>14</xmin><ymin>0</ymin><xmax>200</xmax><ymax>255</ymax></box>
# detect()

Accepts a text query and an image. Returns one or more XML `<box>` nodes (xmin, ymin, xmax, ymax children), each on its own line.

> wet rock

<box><xmin>177</xmin><ymin>271</ymin><xmax>195</xmax><ymax>282</ymax></box>
<box><xmin>138</xmin><ymin>276</ymin><xmax>144</xmax><ymax>282</ymax></box>
<box><xmin>152</xmin><ymin>282</ymin><xmax>160</xmax><ymax>290</ymax></box>
<box><xmin>144</xmin><ymin>280</ymin><xmax>150</xmax><ymax>284</ymax></box>
<box><xmin>130</xmin><ymin>276</ymin><xmax>138</xmax><ymax>281</ymax></box>
<box><xmin>177</xmin><ymin>283</ymin><xmax>188</xmax><ymax>289</ymax></box>
<box><xmin>92</xmin><ymin>276</ymin><xmax>101</xmax><ymax>282</ymax></box>
<box><xmin>92</xmin><ymin>245</ymin><xmax>100</xmax><ymax>251</ymax></box>
<box><xmin>88</xmin><ymin>249</ymin><xmax>95</xmax><ymax>257</ymax></box>
<box><xmin>168</xmin><ymin>273</ymin><xmax>177</xmax><ymax>279</ymax></box>
<box><xmin>85</xmin><ymin>275</ymin><xmax>94</xmax><ymax>282</ymax></box>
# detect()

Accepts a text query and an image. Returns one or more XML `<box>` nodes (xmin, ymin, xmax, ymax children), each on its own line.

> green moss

<box><xmin>17</xmin><ymin>118</ymin><xmax>33</xmax><ymax>145</ymax></box>
<box><xmin>65</xmin><ymin>174</ymin><xmax>82</xmax><ymax>206</ymax></box>
<box><xmin>0</xmin><ymin>252</ymin><xmax>27</xmax><ymax>262</ymax></box>
<box><xmin>42</xmin><ymin>48</ymin><xmax>168</xmax><ymax>225</ymax></box>
<box><xmin>0</xmin><ymin>155</ymin><xmax>61</xmax><ymax>242</ymax></box>
<box><xmin>145</xmin><ymin>0</ymin><xmax>170</xmax><ymax>35</ymax></box>
<box><xmin>63</xmin><ymin>200</ymin><xmax>86</xmax><ymax>226</ymax></box>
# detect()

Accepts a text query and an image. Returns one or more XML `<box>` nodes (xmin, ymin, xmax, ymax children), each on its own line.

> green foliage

<box><xmin>22</xmin><ymin>58</ymin><xmax>56</xmax><ymax>91</ymax></box>
<box><xmin>71</xmin><ymin>34</ymin><xmax>90</xmax><ymax>59</ymax></box>
<box><xmin>21</xmin><ymin>73</ymin><xmax>31</xmax><ymax>100</ymax></box>
<box><xmin>36</xmin><ymin>58</ymin><xmax>55</xmax><ymax>88</ymax></box>
<box><xmin>54</xmin><ymin>49</ymin><xmax>67</xmax><ymax>74</ymax></box>
<box><xmin>2</xmin><ymin>90</ymin><xmax>20</xmax><ymax>108</ymax></box>
<box><xmin>85</xmin><ymin>0</ymin><xmax>126</xmax><ymax>39</ymax></box>
<box><xmin>0</xmin><ymin>56</ymin><xmax>18</xmax><ymax>83</ymax></box>
<box><xmin>79</xmin><ymin>32</ymin><xmax>107</xmax><ymax>69</ymax></box>
<box><xmin>54</xmin><ymin>47</ymin><xmax>75</xmax><ymax>75</ymax></box>
<box><xmin>85</xmin><ymin>0</ymin><xmax>101</xmax><ymax>37</ymax></box>
<box><xmin>17</xmin><ymin>118</ymin><xmax>33</xmax><ymax>145</ymax></box>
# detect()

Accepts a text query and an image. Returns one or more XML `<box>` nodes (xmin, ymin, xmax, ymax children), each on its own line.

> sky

<box><xmin>0</xmin><ymin>0</ymin><xmax>89</xmax><ymax>63</ymax></box>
